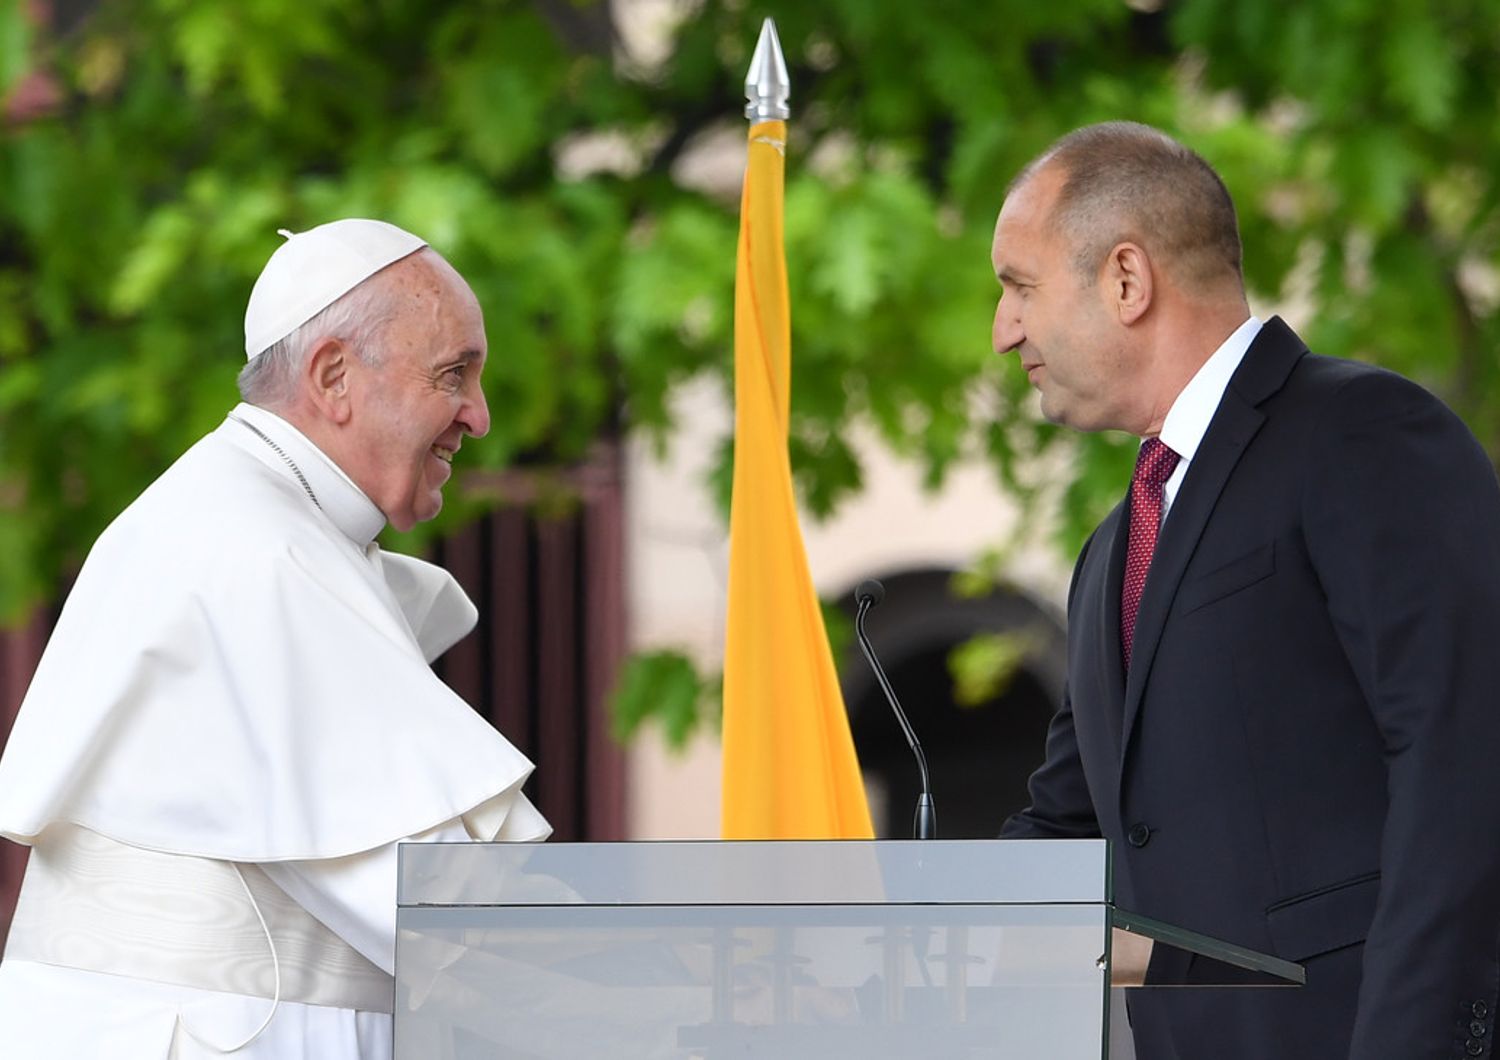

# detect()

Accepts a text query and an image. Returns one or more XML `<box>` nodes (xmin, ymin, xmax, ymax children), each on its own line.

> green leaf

<box><xmin>1383</xmin><ymin>19</ymin><xmax>1457</xmax><ymax>130</ymax></box>
<box><xmin>609</xmin><ymin>649</ymin><xmax>715</xmax><ymax>752</ymax></box>
<box><xmin>948</xmin><ymin>631</ymin><xmax>1031</xmax><ymax>709</ymax></box>
<box><xmin>170</xmin><ymin>3</ymin><xmax>235</xmax><ymax>98</ymax></box>
<box><xmin>109</xmin><ymin>208</ymin><xmax>196</xmax><ymax>315</ymax></box>
<box><xmin>0</xmin><ymin>0</ymin><xmax>29</xmax><ymax>99</ymax></box>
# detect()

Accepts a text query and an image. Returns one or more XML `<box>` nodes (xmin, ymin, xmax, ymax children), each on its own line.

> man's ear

<box><xmin>305</xmin><ymin>337</ymin><xmax>354</xmax><ymax>425</ymax></box>
<box><xmin>1106</xmin><ymin>242</ymin><xmax>1153</xmax><ymax>326</ymax></box>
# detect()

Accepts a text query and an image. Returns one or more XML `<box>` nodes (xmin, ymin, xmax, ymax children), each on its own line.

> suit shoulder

<box><xmin>1289</xmin><ymin>354</ymin><xmax>1466</xmax><ymax>431</ymax></box>
<box><xmin>1283</xmin><ymin>354</ymin><xmax>1495</xmax><ymax>495</ymax></box>
<box><xmin>1293</xmin><ymin>352</ymin><xmax>1436</xmax><ymax>404</ymax></box>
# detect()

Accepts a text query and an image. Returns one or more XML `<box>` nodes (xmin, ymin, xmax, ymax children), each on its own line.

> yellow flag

<box><xmin>720</xmin><ymin>120</ymin><xmax>875</xmax><ymax>839</ymax></box>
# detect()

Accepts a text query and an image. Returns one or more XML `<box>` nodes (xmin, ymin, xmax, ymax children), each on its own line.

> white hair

<box><xmin>237</xmin><ymin>271</ymin><xmax>399</xmax><ymax>409</ymax></box>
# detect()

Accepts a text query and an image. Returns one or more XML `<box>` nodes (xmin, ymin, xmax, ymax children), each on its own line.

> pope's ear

<box><xmin>305</xmin><ymin>337</ymin><xmax>354</xmax><ymax>425</ymax></box>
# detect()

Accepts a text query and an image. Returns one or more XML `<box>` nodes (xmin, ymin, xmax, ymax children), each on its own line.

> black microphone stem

<box><xmin>855</xmin><ymin>596</ymin><xmax>936</xmax><ymax>839</ymax></box>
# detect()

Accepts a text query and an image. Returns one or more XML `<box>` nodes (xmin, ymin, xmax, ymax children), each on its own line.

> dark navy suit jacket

<box><xmin>1003</xmin><ymin>318</ymin><xmax>1500</xmax><ymax>1059</ymax></box>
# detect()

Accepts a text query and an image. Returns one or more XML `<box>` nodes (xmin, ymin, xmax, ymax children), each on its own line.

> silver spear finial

<box><xmin>744</xmin><ymin>17</ymin><xmax>790</xmax><ymax>122</ymax></box>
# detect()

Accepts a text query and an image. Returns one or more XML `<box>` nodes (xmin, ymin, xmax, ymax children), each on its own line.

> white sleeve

<box><xmin>259</xmin><ymin>786</ymin><xmax>551</xmax><ymax>974</ymax></box>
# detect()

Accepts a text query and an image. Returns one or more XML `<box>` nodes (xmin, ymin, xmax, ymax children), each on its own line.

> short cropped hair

<box><xmin>1014</xmin><ymin>121</ymin><xmax>1244</xmax><ymax>292</ymax></box>
<box><xmin>237</xmin><ymin>271</ymin><xmax>398</xmax><ymax>409</ymax></box>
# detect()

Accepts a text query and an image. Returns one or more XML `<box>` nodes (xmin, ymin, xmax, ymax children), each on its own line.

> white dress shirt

<box><xmin>1156</xmin><ymin>316</ymin><xmax>1263</xmax><ymax>522</ymax></box>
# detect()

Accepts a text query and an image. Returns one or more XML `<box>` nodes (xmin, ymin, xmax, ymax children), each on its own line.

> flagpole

<box><xmin>744</xmin><ymin>18</ymin><xmax>790</xmax><ymax>123</ymax></box>
<box><xmin>720</xmin><ymin>18</ymin><xmax>875</xmax><ymax>839</ymax></box>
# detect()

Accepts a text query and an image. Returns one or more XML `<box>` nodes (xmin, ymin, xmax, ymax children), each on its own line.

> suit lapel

<box><xmin>1091</xmin><ymin>501</ymin><xmax>1131</xmax><ymax>743</ymax></box>
<box><xmin>1118</xmin><ymin>397</ymin><xmax>1264</xmax><ymax>752</ymax></box>
<box><xmin>1118</xmin><ymin>317</ymin><xmax>1307</xmax><ymax>761</ymax></box>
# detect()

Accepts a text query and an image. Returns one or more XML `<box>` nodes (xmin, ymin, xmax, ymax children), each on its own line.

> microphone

<box><xmin>853</xmin><ymin>579</ymin><xmax>936</xmax><ymax>839</ymax></box>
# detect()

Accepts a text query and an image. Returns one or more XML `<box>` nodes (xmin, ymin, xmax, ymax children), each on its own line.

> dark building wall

<box><xmin>432</xmin><ymin>445</ymin><xmax>629</xmax><ymax>841</ymax></box>
<box><xmin>0</xmin><ymin>611</ymin><xmax>49</xmax><ymax>953</ymax></box>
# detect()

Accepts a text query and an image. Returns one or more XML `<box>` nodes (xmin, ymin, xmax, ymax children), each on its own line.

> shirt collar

<box><xmin>225</xmin><ymin>403</ymin><xmax>388</xmax><ymax>548</ymax></box>
<box><xmin>1157</xmin><ymin>315</ymin><xmax>1262</xmax><ymax>463</ymax></box>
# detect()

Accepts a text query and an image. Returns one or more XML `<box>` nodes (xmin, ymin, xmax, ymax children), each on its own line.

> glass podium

<box><xmin>395</xmin><ymin>840</ymin><xmax>1302</xmax><ymax>1059</ymax></box>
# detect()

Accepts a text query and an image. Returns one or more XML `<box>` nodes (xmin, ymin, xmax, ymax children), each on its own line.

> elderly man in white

<box><xmin>0</xmin><ymin>220</ymin><xmax>549</xmax><ymax>1058</ymax></box>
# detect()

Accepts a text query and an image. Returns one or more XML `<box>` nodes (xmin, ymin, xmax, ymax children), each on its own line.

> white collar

<box><xmin>1157</xmin><ymin>316</ymin><xmax>1262</xmax><ymax>462</ymax></box>
<box><xmin>224</xmin><ymin>403</ymin><xmax>387</xmax><ymax>548</ymax></box>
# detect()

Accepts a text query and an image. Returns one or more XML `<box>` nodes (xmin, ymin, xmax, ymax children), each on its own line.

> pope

<box><xmin>0</xmin><ymin>219</ymin><xmax>550</xmax><ymax>1059</ymax></box>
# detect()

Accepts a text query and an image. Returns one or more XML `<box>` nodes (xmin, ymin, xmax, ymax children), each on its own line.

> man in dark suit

<box><xmin>994</xmin><ymin>121</ymin><xmax>1500</xmax><ymax>1059</ymax></box>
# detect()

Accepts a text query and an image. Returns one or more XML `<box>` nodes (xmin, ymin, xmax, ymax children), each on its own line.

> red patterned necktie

<box><xmin>1121</xmin><ymin>438</ymin><xmax>1180</xmax><ymax>672</ymax></box>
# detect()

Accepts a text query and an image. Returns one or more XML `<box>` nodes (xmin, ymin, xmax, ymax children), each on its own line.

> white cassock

<box><xmin>0</xmin><ymin>403</ymin><xmax>550</xmax><ymax>1058</ymax></box>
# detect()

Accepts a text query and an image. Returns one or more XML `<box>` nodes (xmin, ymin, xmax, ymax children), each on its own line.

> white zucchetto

<box><xmin>243</xmin><ymin>218</ymin><xmax>428</xmax><ymax>360</ymax></box>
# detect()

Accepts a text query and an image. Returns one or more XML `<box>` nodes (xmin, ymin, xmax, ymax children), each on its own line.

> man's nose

<box><xmin>993</xmin><ymin>298</ymin><xmax>1023</xmax><ymax>354</ymax></box>
<box><xmin>461</xmin><ymin>385</ymin><xmax>490</xmax><ymax>439</ymax></box>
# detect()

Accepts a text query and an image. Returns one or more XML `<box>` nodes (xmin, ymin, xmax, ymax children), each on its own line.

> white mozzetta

<box><xmin>0</xmin><ymin>404</ymin><xmax>546</xmax><ymax>860</ymax></box>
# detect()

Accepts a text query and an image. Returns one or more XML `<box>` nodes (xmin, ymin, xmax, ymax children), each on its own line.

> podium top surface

<box><xmin>398</xmin><ymin>838</ymin><xmax>1110</xmax><ymax>908</ymax></box>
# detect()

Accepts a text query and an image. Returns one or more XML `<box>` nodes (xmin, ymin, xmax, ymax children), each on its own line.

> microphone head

<box><xmin>855</xmin><ymin>579</ymin><xmax>885</xmax><ymax>606</ymax></box>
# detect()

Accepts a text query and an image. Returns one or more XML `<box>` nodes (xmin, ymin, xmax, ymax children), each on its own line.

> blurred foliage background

<box><xmin>3</xmin><ymin>0</ymin><xmax>1499</xmax><ymax>733</ymax></box>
